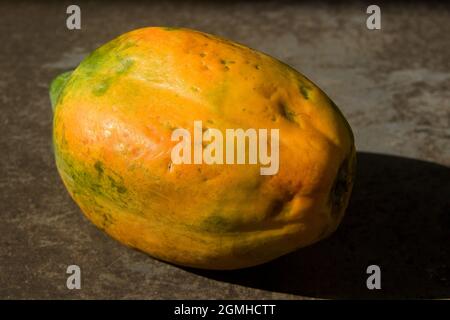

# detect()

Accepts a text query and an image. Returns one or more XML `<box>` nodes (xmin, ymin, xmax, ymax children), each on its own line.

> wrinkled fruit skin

<box><xmin>51</xmin><ymin>27</ymin><xmax>356</xmax><ymax>270</ymax></box>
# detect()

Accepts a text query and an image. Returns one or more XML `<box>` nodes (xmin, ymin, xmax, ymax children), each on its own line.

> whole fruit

<box><xmin>51</xmin><ymin>27</ymin><xmax>356</xmax><ymax>270</ymax></box>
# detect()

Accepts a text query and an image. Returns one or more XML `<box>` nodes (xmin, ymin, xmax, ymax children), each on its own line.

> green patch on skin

<box><xmin>202</xmin><ymin>215</ymin><xmax>236</xmax><ymax>233</ymax></box>
<box><xmin>50</xmin><ymin>71</ymin><xmax>73</xmax><ymax>111</ymax></box>
<box><xmin>206</xmin><ymin>80</ymin><xmax>228</xmax><ymax>111</ymax></box>
<box><xmin>67</xmin><ymin>38</ymin><xmax>136</xmax><ymax>97</ymax></box>
<box><xmin>54</xmin><ymin>143</ymin><xmax>131</xmax><ymax>211</ymax></box>
<box><xmin>92</xmin><ymin>78</ymin><xmax>114</xmax><ymax>96</ymax></box>
<box><xmin>77</xmin><ymin>45</ymin><xmax>112</xmax><ymax>77</ymax></box>
<box><xmin>115</xmin><ymin>58</ymin><xmax>134</xmax><ymax>75</ymax></box>
<box><xmin>107</xmin><ymin>176</ymin><xmax>127</xmax><ymax>194</ymax></box>
<box><xmin>92</xmin><ymin>56</ymin><xmax>135</xmax><ymax>96</ymax></box>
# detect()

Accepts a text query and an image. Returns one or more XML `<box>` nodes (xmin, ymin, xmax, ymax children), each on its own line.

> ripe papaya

<box><xmin>51</xmin><ymin>27</ymin><xmax>356</xmax><ymax>270</ymax></box>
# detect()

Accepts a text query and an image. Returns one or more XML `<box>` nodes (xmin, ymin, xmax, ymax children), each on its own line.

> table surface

<box><xmin>1</xmin><ymin>1</ymin><xmax>449</xmax><ymax>299</ymax></box>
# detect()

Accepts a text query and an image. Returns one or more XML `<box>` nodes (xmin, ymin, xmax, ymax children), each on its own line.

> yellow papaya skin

<box><xmin>52</xmin><ymin>27</ymin><xmax>356</xmax><ymax>270</ymax></box>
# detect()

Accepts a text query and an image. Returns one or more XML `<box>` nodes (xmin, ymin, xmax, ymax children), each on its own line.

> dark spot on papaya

<box><xmin>100</xmin><ymin>211</ymin><xmax>114</xmax><ymax>229</ymax></box>
<box><xmin>254</xmin><ymin>64</ymin><xmax>260</xmax><ymax>70</ymax></box>
<box><xmin>224</xmin><ymin>66</ymin><xmax>230</xmax><ymax>71</ymax></box>
<box><xmin>202</xmin><ymin>215</ymin><xmax>234</xmax><ymax>233</ymax></box>
<box><xmin>330</xmin><ymin>156</ymin><xmax>353</xmax><ymax>217</ymax></box>
<box><xmin>278</xmin><ymin>101</ymin><xmax>297</xmax><ymax>123</ymax></box>
<box><xmin>266</xmin><ymin>199</ymin><xmax>285</xmax><ymax>218</ymax></box>
<box><xmin>199</xmin><ymin>52</ymin><xmax>206</xmax><ymax>57</ymax></box>
<box><xmin>298</xmin><ymin>80</ymin><xmax>313</xmax><ymax>100</ymax></box>
<box><xmin>107</xmin><ymin>176</ymin><xmax>127</xmax><ymax>194</ymax></box>
<box><xmin>94</xmin><ymin>161</ymin><xmax>104</xmax><ymax>176</ymax></box>
<box><xmin>300</xmin><ymin>85</ymin><xmax>309</xmax><ymax>99</ymax></box>
<box><xmin>85</xmin><ymin>200</ymin><xmax>115</xmax><ymax>229</ymax></box>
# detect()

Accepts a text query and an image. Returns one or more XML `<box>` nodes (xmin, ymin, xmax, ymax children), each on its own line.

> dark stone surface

<box><xmin>0</xmin><ymin>1</ymin><xmax>449</xmax><ymax>299</ymax></box>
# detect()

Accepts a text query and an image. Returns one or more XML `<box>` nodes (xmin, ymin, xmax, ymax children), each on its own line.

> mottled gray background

<box><xmin>1</xmin><ymin>1</ymin><xmax>449</xmax><ymax>299</ymax></box>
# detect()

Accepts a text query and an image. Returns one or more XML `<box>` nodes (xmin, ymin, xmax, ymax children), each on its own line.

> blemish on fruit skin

<box><xmin>299</xmin><ymin>84</ymin><xmax>310</xmax><ymax>100</ymax></box>
<box><xmin>108</xmin><ymin>176</ymin><xmax>127</xmax><ymax>194</ymax></box>
<box><xmin>115</xmin><ymin>58</ymin><xmax>134</xmax><ymax>75</ymax></box>
<box><xmin>298</xmin><ymin>80</ymin><xmax>313</xmax><ymax>100</ymax></box>
<box><xmin>330</xmin><ymin>157</ymin><xmax>350</xmax><ymax>214</ymax></box>
<box><xmin>55</xmin><ymin>144</ymin><xmax>132</xmax><ymax>211</ymax></box>
<box><xmin>254</xmin><ymin>64</ymin><xmax>260</xmax><ymax>70</ymax></box>
<box><xmin>202</xmin><ymin>215</ymin><xmax>234</xmax><ymax>233</ymax></box>
<box><xmin>278</xmin><ymin>101</ymin><xmax>297</xmax><ymax>123</ymax></box>
<box><xmin>94</xmin><ymin>161</ymin><xmax>104</xmax><ymax>176</ymax></box>
<box><xmin>266</xmin><ymin>199</ymin><xmax>285</xmax><ymax>218</ymax></box>
<box><xmin>99</xmin><ymin>210</ymin><xmax>115</xmax><ymax>229</ymax></box>
<box><xmin>93</xmin><ymin>79</ymin><xmax>113</xmax><ymax>96</ymax></box>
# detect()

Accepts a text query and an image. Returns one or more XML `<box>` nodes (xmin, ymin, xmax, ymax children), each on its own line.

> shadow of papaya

<box><xmin>184</xmin><ymin>152</ymin><xmax>450</xmax><ymax>299</ymax></box>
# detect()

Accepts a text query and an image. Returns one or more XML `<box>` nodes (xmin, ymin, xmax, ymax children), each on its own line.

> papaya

<box><xmin>51</xmin><ymin>27</ymin><xmax>356</xmax><ymax>270</ymax></box>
